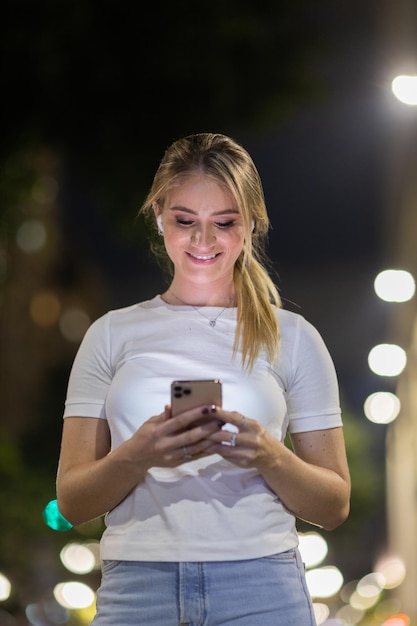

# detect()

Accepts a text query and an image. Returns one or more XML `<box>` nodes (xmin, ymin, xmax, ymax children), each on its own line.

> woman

<box><xmin>56</xmin><ymin>133</ymin><xmax>350</xmax><ymax>625</ymax></box>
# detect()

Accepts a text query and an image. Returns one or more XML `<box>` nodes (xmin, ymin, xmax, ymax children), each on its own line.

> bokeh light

<box><xmin>347</xmin><ymin>572</ymin><xmax>384</xmax><ymax>612</ymax></box>
<box><xmin>374</xmin><ymin>555</ymin><xmax>406</xmax><ymax>589</ymax></box>
<box><xmin>364</xmin><ymin>392</ymin><xmax>401</xmax><ymax>424</ymax></box>
<box><xmin>382</xmin><ymin>615</ymin><xmax>410</xmax><ymax>626</ymax></box>
<box><xmin>26</xmin><ymin>599</ymin><xmax>68</xmax><ymax>626</ymax></box>
<box><xmin>312</xmin><ymin>602</ymin><xmax>330</xmax><ymax>625</ymax></box>
<box><xmin>340</xmin><ymin>579</ymin><xmax>359</xmax><ymax>603</ymax></box>
<box><xmin>368</xmin><ymin>344</ymin><xmax>407</xmax><ymax>377</ymax></box>
<box><xmin>374</xmin><ymin>269</ymin><xmax>415</xmax><ymax>302</ymax></box>
<box><xmin>336</xmin><ymin>603</ymin><xmax>365</xmax><ymax>624</ymax></box>
<box><xmin>16</xmin><ymin>219</ymin><xmax>47</xmax><ymax>253</ymax></box>
<box><xmin>305</xmin><ymin>566</ymin><xmax>344</xmax><ymax>598</ymax></box>
<box><xmin>60</xmin><ymin>542</ymin><xmax>97</xmax><ymax>574</ymax></box>
<box><xmin>30</xmin><ymin>291</ymin><xmax>61</xmax><ymax>327</ymax></box>
<box><xmin>84</xmin><ymin>541</ymin><xmax>101</xmax><ymax>568</ymax></box>
<box><xmin>356</xmin><ymin>572</ymin><xmax>385</xmax><ymax>598</ymax></box>
<box><xmin>392</xmin><ymin>75</ymin><xmax>417</xmax><ymax>105</ymax></box>
<box><xmin>315</xmin><ymin>617</ymin><xmax>343</xmax><ymax>625</ymax></box>
<box><xmin>0</xmin><ymin>572</ymin><xmax>11</xmax><ymax>601</ymax></box>
<box><xmin>59</xmin><ymin>307</ymin><xmax>91</xmax><ymax>342</ymax></box>
<box><xmin>53</xmin><ymin>581</ymin><xmax>95</xmax><ymax>610</ymax></box>
<box><xmin>299</xmin><ymin>532</ymin><xmax>328</xmax><ymax>568</ymax></box>
<box><xmin>350</xmin><ymin>589</ymin><xmax>380</xmax><ymax>611</ymax></box>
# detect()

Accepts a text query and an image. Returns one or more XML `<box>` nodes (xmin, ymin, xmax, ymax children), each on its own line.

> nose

<box><xmin>191</xmin><ymin>224</ymin><xmax>216</xmax><ymax>247</ymax></box>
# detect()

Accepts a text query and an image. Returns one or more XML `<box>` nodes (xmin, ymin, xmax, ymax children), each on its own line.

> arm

<box><xmin>56</xmin><ymin>416</ymin><xmax>149</xmax><ymax>526</ymax></box>
<box><xmin>260</xmin><ymin>426</ymin><xmax>350</xmax><ymax>530</ymax></box>
<box><xmin>257</xmin><ymin>314</ymin><xmax>350</xmax><ymax>529</ymax></box>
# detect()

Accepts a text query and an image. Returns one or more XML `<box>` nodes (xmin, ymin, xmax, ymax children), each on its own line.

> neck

<box><xmin>163</xmin><ymin>283</ymin><xmax>236</xmax><ymax>308</ymax></box>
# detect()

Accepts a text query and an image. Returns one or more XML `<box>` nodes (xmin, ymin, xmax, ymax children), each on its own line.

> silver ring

<box><xmin>182</xmin><ymin>447</ymin><xmax>192</xmax><ymax>461</ymax></box>
<box><xmin>241</xmin><ymin>415</ymin><xmax>247</xmax><ymax>428</ymax></box>
<box><xmin>230</xmin><ymin>432</ymin><xmax>238</xmax><ymax>447</ymax></box>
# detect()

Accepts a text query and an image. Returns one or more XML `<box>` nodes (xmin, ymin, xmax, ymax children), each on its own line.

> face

<box><xmin>155</xmin><ymin>175</ymin><xmax>245</xmax><ymax>291</ymax></box>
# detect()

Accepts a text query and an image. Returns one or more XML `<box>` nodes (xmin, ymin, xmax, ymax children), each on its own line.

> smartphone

<box><xmin>171</xmin><ymin>379</ymin><xmax>222</xmax><ymax>418</ymax></box>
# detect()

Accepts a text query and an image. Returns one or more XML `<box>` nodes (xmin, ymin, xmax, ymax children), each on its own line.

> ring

<box><xmin>241</xmin><ymin>415</ymin><xmax>247</xmax><ymax>428</ymax></box>
<box><xmin>182</xmin><ymin>447</ymin><xmax>192</xmax><ymax>461</ymax></box>
<box><xmin>230</xmin><ymin>432</ymin><xmax>238</xmax><ymax>447</ymax></box>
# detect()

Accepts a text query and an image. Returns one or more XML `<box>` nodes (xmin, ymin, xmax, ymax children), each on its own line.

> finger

<box><xmin>148</xmin><ymin>406</ymin><xmax>172</xmax><ymax>424</ymax></box>
<box><xmin>217</xmin><ymin>410</ymin><xmax>248</xmax><ymax>431</ymax></box>
<box><xmin>176</xmin><ymin>437</ymin><xmax>218</xmax><ymax>464</ymax></box>
<box><xmin>167</xmin><ymin>406</ymin><xmax>223</xmax><ymax>434</ymax></box>
<box><xmin>205</xmin><ymin>427</ymin><xmax>239</xmax><ymax>448</ymax></box>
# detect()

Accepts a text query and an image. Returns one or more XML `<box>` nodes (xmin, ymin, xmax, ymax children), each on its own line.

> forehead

<box><xmin>165</xmin><ymin>175</ymin><xmax>238</xmax><ymax>212</ymax></box>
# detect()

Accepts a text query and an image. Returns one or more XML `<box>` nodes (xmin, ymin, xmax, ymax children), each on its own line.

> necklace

<box><xmin>168</xmin><ymin>289</ymin><xmax>232</xmax><ymax>328</ymax></box>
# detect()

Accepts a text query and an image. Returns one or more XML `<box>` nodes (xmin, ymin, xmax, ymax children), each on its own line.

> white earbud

<box><xmin>251</xmin><ymin>220</ymin><xmax>255</xmax><ymax>233</ymax></box>
<box><xmin>156</xmin><ymin>215</ymin><xmax>164</xmax><ymax>234</ymax></box>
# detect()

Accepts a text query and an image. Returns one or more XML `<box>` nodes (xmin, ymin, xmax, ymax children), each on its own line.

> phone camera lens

<box><xmin>173</xmin><ymin>385</ymin><xmax>183</xmax><ymax>398</ymax></box>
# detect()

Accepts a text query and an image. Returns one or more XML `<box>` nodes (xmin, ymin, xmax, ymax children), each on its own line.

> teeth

<box><xmin>192</xmin><ymin>254</ymin><xmax>216</xmax><ymax>260</ymax></box>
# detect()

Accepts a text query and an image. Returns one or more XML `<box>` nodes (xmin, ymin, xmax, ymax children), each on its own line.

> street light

<box><xmin>374</xmin><ymin>269</ymin><xmax>415</xmax><ymax>303</ymax></box>
<box><xmin>368</xmin><ymin>344</ymin><xmax>407</xmax><ymax>377</ymax></box>
<box><xmin>392</xmin><ymin>75</ymin><xmax>417</xmax><ymax>105</ymax></box>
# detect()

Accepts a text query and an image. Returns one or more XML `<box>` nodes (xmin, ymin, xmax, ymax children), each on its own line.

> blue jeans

<box><xmin>91</xmin><ymin>548</ymin><xmax>316</xmax><ymax>625</ymax></box>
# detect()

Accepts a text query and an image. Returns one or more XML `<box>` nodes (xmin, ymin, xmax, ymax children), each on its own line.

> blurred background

<box><xmin>1</xmin><ymin>1</ymin><xmax>417</xmax><ymax>625</ymax></box>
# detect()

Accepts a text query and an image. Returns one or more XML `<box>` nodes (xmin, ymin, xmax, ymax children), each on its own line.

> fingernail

<box><xmin>210</xmin><ymin>405</ymin><xmax>217</xmax><ymax>413</ymax></box>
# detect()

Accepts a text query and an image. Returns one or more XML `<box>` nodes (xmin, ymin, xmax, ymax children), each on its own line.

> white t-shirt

<box><xmin>63</xmin><ymin>295</ymin><xmax>342</xmax><ymax>561</ymax></box>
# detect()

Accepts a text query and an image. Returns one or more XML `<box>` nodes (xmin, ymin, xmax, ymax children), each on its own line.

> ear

<box><xmin>153</xmin><ymin>202</ymin><xmax>164</xmax><ymax>234</ymax></box>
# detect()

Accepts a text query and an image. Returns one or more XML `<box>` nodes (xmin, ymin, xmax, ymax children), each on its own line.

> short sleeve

<box><xmin>283</xmin><ymin>315</ymin><xmax>342</xmax><ymax>433</ymax></box>
<box><xmin>63</xmin><ymin>313</ymin><xmax>112</xmax><ymax>418</ymax></box>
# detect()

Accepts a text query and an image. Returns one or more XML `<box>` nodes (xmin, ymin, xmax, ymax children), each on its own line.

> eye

<box><xmin>176</xmin><ymin>217</ymin><xmax>195</xmax><ymax>226</ymax></box>
<box><xmin>215</xmin><ymin>220</ymin><xmax>235</xmax><ymax>229</ymax></box>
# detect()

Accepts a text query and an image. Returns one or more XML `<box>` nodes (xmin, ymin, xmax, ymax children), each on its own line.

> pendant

<box><xmin>210</xmin><ymin>320</ymin><xmax>216</xmax><ymax>327</ymax></box>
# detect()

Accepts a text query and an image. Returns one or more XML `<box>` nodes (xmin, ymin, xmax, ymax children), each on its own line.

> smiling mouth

<box><xmin>187</xmin><ymin>253</ymin><xmax>218</xmax><ymax>260</ymax></box>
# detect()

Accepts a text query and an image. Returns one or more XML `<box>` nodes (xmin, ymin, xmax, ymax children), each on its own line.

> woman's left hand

<box><xmin>203</xmin><ymin>409</ymin><xmax>280</xmax><ymax>469</ymax></box>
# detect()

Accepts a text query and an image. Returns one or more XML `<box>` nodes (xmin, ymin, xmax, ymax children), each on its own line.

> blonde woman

<box><xmin>57</xmin><ymin>133</ymin><xmax>350</xmax><ymax>625</ymax></box>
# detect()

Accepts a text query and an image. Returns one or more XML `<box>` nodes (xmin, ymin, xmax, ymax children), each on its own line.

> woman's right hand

<box><xmin>128</xmin><ymin>404</ymin><xmax>224</xmax><ymax>469</ymax></box>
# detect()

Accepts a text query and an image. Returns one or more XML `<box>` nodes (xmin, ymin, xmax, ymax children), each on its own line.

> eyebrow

<box><xmin>167</xmin><ymin>206</ymin><xmax>240</xmax><ymax>217</ymax></box>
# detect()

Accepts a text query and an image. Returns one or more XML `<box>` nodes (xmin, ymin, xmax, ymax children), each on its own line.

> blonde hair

<box><xmin>139</xmin><ymin>133</ymin><xmax>281</xmax><ymax>369</ymax></box>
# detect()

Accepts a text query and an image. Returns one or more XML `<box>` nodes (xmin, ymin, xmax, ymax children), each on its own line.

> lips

<box><xmin>187</xmin><ymin>252</ymin><xmax>219</xmax><ymax>261</ymax></box>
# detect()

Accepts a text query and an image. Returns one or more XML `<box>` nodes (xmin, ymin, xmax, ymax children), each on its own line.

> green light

<box><xmin>42</xmin><ymin>499</ymin><xmax>73</xmax><ymax>531</ymax></box>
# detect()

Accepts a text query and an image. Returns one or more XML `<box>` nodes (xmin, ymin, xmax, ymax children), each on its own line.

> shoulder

<box><xmin>274</xmin><ymin>306</ymin><xmax>333</xmax><ymax>366</ymax></box>
<box><xmin>79</xmin><ymin>297</ymin><xmax>160</xmax><ymax>347</ymax></box>
<box><xmin>275</xmin><ymin>307</ymin><xmax>302</xmax><ymax>328</ymax></box>
<box><xmin>90</xmin><ymin>296</ymin><xmax>161</xmax><ymax>329</ymax></box>
<box><xmin>275</xmin><ymin>307</ymin><xmax>312</xmax><ymax>342</ymax></box>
